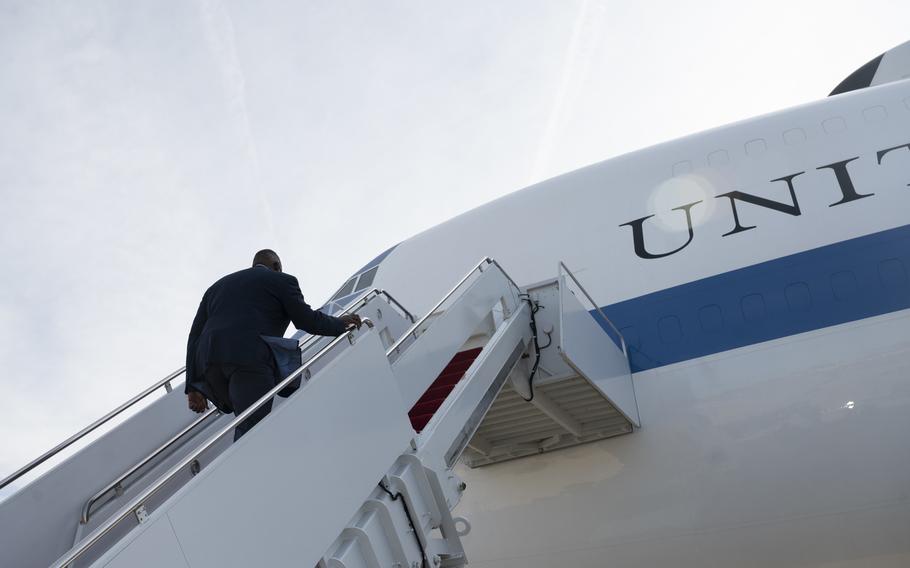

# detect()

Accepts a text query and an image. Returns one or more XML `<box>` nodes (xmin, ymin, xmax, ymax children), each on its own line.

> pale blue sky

<box><xmin>1</xmin><ymin>0</ymin><xmax>908</xmax><ymax>490</ymax></box>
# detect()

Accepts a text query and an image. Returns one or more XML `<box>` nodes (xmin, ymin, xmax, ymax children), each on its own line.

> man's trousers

<box><xmin>204</xmin><ymin>363</ymin><xmax>276</xmax><ymax>441</ymax></box>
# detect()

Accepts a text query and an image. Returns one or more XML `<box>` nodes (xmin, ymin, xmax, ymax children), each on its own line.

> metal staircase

<box><xmin>0</xmin><ymin>258</ymin><xmax>638</xmax><ymax>568</ymax></box>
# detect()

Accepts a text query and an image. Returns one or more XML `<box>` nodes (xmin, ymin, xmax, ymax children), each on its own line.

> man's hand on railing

<box><xmin>339</xmin><ymin>314</ymin><xmax>364</xmax><ymax>330</ymax></box>
<box><xmin>187</xmin><ymin>391</ymin><xmax>209</xmax><ymax>413</ymax></box>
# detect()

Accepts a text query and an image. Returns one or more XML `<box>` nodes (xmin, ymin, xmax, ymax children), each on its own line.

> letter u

<box><xmin>619</xmin><ymin>200</ymin><xmax>702</xmax><ymax>260</ymax></box>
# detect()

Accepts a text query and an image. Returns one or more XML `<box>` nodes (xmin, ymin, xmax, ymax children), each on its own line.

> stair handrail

<box><xmin>50</xmin><ymin>324</ymin><xmax>367</xmax><ymax>568</ymax></box>
<box><xmin>79</xmin><ymin>407</ymin><xmax>221</xmax><ymax>525</ymax></box>
<box><xmin>558</xmin><ymin>261</ymin><xmax>628</xmax><ymax>358</ymax></box>
<box><xmin>298</xmin><ymin>288</ymin><xmax>415</xmax><ymax>351</ymax></box>
<box><xmin>376</xmin><ymin>289</ymin><xmax>416</xmax><ymax>323</ymax></box>
<box><xmin>0</xmin><ymin>366</ymin><xmax>186</xmax><ymax>492</ymax></box>
<box><xmin>386</xmin><ymin>257</ymin><xmax>521</xmax><ymax>358</ymax></box>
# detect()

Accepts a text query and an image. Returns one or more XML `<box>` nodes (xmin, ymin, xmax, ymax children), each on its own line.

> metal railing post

<box><xmin>385</xmin><ymin>257</ymin><xmax>522</xmax><ymax>358</ymax></box>
<box><xmin>558</xmin><ymin>261</ymin><xmax>628</xmax><ymax>359</ymax></box>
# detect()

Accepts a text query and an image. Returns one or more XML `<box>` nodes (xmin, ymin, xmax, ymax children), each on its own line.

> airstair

<box><xmin>0</xmin><ymin>258</ymin><xmax>638</xmax><ymax>568</ymax></box>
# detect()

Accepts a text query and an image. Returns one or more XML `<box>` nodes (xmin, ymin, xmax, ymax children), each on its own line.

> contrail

<box><xmin>528</xmin><ymin>0</ymin><xmax>606</xmax><ymax>185</ymax></box>
<box><xmin>197</xmin><ymin>0</ymin><xmax>276</xmax><ymax>238</ymax></box>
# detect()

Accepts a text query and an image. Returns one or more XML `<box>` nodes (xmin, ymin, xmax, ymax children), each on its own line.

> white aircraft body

<box><xmin>321</xmin><ymin>41</ymin><xmax>910</xmax><ymax>568</ymax></box>
<box><xmin>1</xmin><ymin>42</ymin><xmax>909</xmax><ymax>568</ymax></box>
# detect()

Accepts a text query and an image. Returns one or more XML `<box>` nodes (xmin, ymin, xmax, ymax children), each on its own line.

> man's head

<box><xmin>252</xmin><ymin>249</ymin><xmax>282</xmax><ymax>272</ymax></box>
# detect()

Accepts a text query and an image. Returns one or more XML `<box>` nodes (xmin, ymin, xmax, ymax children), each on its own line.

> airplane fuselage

<box><xmin>348</xmin><ymin>78</ymin><xmax>910</xmax><ymax>567</ymax></box>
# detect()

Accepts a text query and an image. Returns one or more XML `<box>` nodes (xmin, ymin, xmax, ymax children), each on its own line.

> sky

<box><xmin>1</xmin><ymin>0</ymin><xmax>909</xmax><ymax>494</ymax></box>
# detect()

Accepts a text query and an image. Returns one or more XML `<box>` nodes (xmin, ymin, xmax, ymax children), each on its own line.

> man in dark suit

<box><xmin>185</xmin><ymin>249</ymin><xmax>361</xmax><ymax>439</ymax></box>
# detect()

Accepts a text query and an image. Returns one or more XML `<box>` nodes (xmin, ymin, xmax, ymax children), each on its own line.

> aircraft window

<box><xmin>744</xmin><ymin>139</ymin><xmax>767</xmax><ymax>156</ymax></box>
<box><xmin>783</xmin><ymin>128</ymin><xmax>806</xmax><ymax>146</ymax></box>
<box><xmin>822</xmin><ymin>117</ymin><xmax>847</xmax><ymax>134</ymax></box>
<box><xmin>619</xmin><ymin>326</ymin><xmax>640</xmax><ymax>350</ymax></box>
<box><xmin>657</xmin><ymin>315</ymin><xmax>682</xmax><ymax>344</ymax></box>
<box><xmin>785</xmin><ymin>282</ymin><xmax>812</xmax><ymax>312</ymax></box>
<box><xmin>354</xmin><ymin>266</ymin><xmax>379</xmax><ymax>292</ymax></box>
<box><xmin>741</xmin><ymin>294</ymin><xmax>766</xmax><ymax>322</ymax></box>
<box><xmin>879</xmin><ymin>258</ymin><xmax>908</xmax><ymax>291</ymax></box>
<box><xmin>905</xmin><ymin>97</ymin><xmax>910</xmax><ymax>110</ymax></box>
<box><xmin>830</xmin><ymin>271</ymin><xmax>857</xmax><ymax>301</ymax></box>
<box><xmin>707</xmin><ymin>150</ymin><xmax>729</xmax><ymax>167</ymax></box>
<box><xmin>698</xmin><ymin>304</ymin><xmax>723</xmax><ymax>332</ymax></box>
<box><xmin>331</xmin><ymin>277</ymin><xmax>357</xmax><ymax>300</ymax></box>
<box><xmin>671</xmin><ymin>160</ymin><xmax>692</xmax><ymax>176</ymax></box>
<box><xmin>862</xmin><ymin>105</ymin><xmax>887</xmax><ymax>122</ymax></box>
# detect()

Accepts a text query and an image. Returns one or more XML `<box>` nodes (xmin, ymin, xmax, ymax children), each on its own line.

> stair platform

<box><xmin>463</xmin><ymin>376</ymin><xmax>633</xmax><ymax>467</ymax></box>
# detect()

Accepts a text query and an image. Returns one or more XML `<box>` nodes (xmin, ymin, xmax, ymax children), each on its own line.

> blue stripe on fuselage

<box><xmin>600</xmin><ymin>224</ymin><xmax>910</xmax><ymax>372</ymax></box>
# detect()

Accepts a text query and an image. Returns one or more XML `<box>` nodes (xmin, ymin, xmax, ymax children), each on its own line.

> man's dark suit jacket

<box><xmin>185</xmin><ymin>265</ymin><xmax>347</xmax><ymax>411</ymax></box>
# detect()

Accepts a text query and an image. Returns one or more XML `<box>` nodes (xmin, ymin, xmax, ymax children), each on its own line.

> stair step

<box><xmin>418</xmin><ymin>384</ymin><xmax>459</xmax><ymax>402</ymax></box>
<box><xmin>451</xmin><ymin>348</ymin><xmax>482</xmax><ymax>362</ymax></box>
<box><xmin>407</xmin><ymin>348</ymin><xmax>483</xmax><ymax>432</ymax></box>
<box><xmin>409</xmin><ymin>413</ymin><xmax>435</xmax><ymax>431</ymax></box>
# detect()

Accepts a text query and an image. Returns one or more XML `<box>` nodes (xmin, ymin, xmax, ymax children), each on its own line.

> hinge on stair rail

<box><xmin>134</xmin><ymin>505</ymin><xmax>149</xmax><ymax>524</ymax></box>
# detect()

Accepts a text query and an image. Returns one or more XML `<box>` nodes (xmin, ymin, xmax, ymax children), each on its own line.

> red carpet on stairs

<box><xmin>408</xmin><ymin>347</ymin><xmax>483</xmax><ymax>432</ymax></box>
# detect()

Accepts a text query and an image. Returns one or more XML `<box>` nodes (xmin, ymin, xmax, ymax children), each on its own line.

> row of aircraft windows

<box><xmin>671</xmin><ymin>96</ymin><xmax>910</xmax><ymax>176</ymax></box>
<box><xmin>645</xmin><ymin>257</ymin><xmax>908</xmax><ymax>345</ymax></box>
